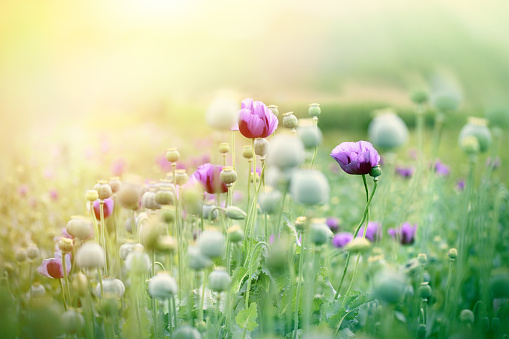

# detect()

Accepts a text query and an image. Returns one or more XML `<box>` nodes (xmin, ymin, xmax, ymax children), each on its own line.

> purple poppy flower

<box><xmin>457</xmin><ymin>179</ymin><xmax>465</xmax><ymax>191</ymax></box>
<box><xmin>434</xmin><ymin>160</ymin><xmax>450</xmax><ymax>176</ymax></box>
<box><xmin>332</xmin><ymin>232</ymin><xmax>353</xmax><ymax>248</ymax></box>
<box><xmin>238</xmin><ymin>98</ymin><xmax>279</xmax><ymax>139</ymax></box>
<box><xmin>388</xmin><ymin>222</ymin><xmax>417</xmax><ymax>245</ymax></box>
<box><xmin>37</xmin><ymin>252</ymin><xmax>71</xmax><ymax>279</ymax></box>
<box><xmin>395</xmin><ymin>166</ymin><xmax>414</xmax><ymax>178</ymax></box>
<box><xmin>326</xmin><ymin>217</ymin><xmax>340</xmax><ymax>232</ymax></box>
<box><xmin>357</xmin><ymin>221</ymin><xmax>380</xmax><ymax>242</ymax></box>
<box><xmin>93</xmin><ymin>198</ymin><xmax>114</xmax><ymax>220</ymax></box>
<box><xmin>191</xmin><ymin>163</ymin><xmax>228</xmax><ymax>194</ymax></box>
<box><xmin>330</xmin><ymin>141</ymin><xmax>380</xmax><ymax>175</ymax></box>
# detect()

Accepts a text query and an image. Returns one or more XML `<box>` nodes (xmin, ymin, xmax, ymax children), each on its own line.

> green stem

<box><xmin>59</xmin><ymin>279</ymin><xmax>68</xmax><ymax>311</ymax></box>
<box><xmin>293</xmin><ymin>232</ymin><xmax>305</xmax><ymax>338</ymax></box>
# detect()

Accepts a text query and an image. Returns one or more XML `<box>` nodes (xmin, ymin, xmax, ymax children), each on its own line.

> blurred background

<box><xmin>1</xmin><ymin>0</ymin><xmax>509</xmax><ymax>179</ymax></box>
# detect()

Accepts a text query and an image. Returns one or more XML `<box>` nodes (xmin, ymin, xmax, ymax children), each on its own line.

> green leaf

<box><xmin>235</xmin><ymin>302</ymin><xmax>259</xmax><ymax>332</ymax></box>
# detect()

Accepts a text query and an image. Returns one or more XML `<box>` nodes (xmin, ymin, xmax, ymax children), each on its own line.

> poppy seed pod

<box><xmin>458</xmin><ymin>117</ymin><xmax>492</xmax><ymax>153</ymax></box>
<box><xmin>254</xmin><ymin>138</ymin><xmax>269</xmax><ymax>158</ymax></box>
<box><xmin>173</xmin><ymin>325</ymin><xmax>202</xmax><ymax>339</ymax></box>
<box><xmin>202</xmin><ymin>203</ymin><xmax>219</xmax><ymax>220</ymax></box>
<box><xmin>297</xmin><ymin>122</ymin><xmax>323</xmax><ymax>149</ymax></box>
<box><xmin>369</xmin><ymin>166</ymin><xmax>382</xmax><ymax>178</ymax></box>
<box><xmin>486</xmin><ymin>107</ymin><xmax>509</xmax><ymax>129</ymax></box>
<box><xmin>345</xmin><ymin>238</ymin><xmax>371</xmax><ymax>252</ymax></box>
<box><xmin>61</xmin><ymin>310</ymin><xmax>84</xmax><ymax>334</ymax></box>
<box><xmin>490</xmin><ymin>275</ymin><xmax>509</xmax><ymax>298</ymax></box>
<box><xmin>290</xmin><ymin>170</ymin><xmax>329</xmax><ymax>206</ymax></box>
<box><xmin>125</xmin><ymin>250</ymin><xmax>150</xmax><ymax>274</ymax></box>
<box><xmin>94</xmin><ymin>180</ymin><xmax>113</xmax><ymax>200</ymax></box>
<box><xmin>148</xmin><ymin>273</ymin><xmax>178</xmax><ymax>299</ymax></box>
<box><xmin>140</xmin><ymin>220</ymin><xmax>164</xmax><ymax>250</ymax></box>
<box><xmin>166</xmin><ymin>148</ymin><xmax>180</xmax><ymax>163</ymax></box>
<box><xmin>72</xmin><ymin>272</ymin><xmax>89</xmax><ymax>296</ymax></box>
<box><xmin>118</xmin><ymin>183</ymin><xmax>141</xmax><ymax>210</ymax></box>
<box><xmin>208</xmin><ymin>268</ymin><xmax>231</xmax><ymax>292</ymax></box>
<box><xmin>58</xmin><ymin>238</ymin><xmax>74</xmax><ymax>254</ymax></box>
<box><xmin>258</xmin><ymin>188</ymin><xmax>282</xmax><ymax>215</ymax></box>
<box><xmin>368</xmin><ymin>111</ymin><xmax>409</xmax><ymax>150</ymax></box>
<box><xmin>267</xmin><ymin>105</ymin><xmax>279</xmax><ymax>117</ymax></box>
<box><xmin>97</xmin><ymin>279</ymin><xmax>125</xmax><ymax>299</ymax></box>
<box><xmin>374</xmin><ymin>269</ymin><xmax>408</xmax><ymax>304</ymax></box>
<box><xmin>142</xmin><ymin>190</ymin><xmax>161</xmax><ymax>210</ymax></box>
<box><xmin>155</xmin><ymin>189</ymin><xmax>175</xmax><ymax>206</ymax></box>
<box><xmin>86</xmin><ymin>189</ymin><xmax>99</xmax><ymax>202</ymax></box>
<box><xmin>225</xmin><ymin>206</ymin><xmax>247</xmax><ymax>220</ymax></box>
<box><xmin>418</xmin><ymin>282</ymin><xmax>432</xmax><ymax>299</ymax></box>
<box><xmin>108</xmin><ymin>177</ymin><xmax>121</xmax><ymax>193</ymax></box>
<box><xmin>182</xmin><ymin>185</ymin><xmax>203</xmax><ymax>216</ymax></box>
<box><xmin>26</xmin><ymin>244</ymin><xmax>40</xmax><ymax>260</ymax></box>
<box><xmin>267</xmin><ymin>134</ymin><xmax>305</xmax><ymax>170</ymax></box>
<box><xmin>310</xmin><ymin>220</ymin><xmax>333</xmax><ymax>245</ymax></box>
<box><xmin>175</xmin><ymin>170</ymin><xmax>189</xmax><ymax>186</ymax></box>
<box><xmin>283</xmin><ymin>112</ymin><xmax>299</xmax><ymax>130</ymax></box>
<box><xmin>460</xmin><ymin>309</ymin><xmax>474</xmax><ymax>324</ymax></box>
<box><xmin>242</xmin><ymin>146</ymin><xmax>254</xmax><ymax>159</ymax></box>
<box><xmin>161</xmin><ymin>207</ymin><xmax>176</xmax><ymax>223</ymax></box>
<box><xmin>417</xmin><ymin>253</ymin><xmax>427</xmax><ymax>265</ymax></box>
<box><xmin>219</xmin><ymin>143</ymin><xmax>230</xmax><ymax>154</ymax></box>
<box><xmin>411</xmin><ymin>90</ymin><xmax>429</xmax><ymax>105</ymax></box>
<box><xmin>156</xmin><ymin>236</ymin><xmax>177</xmax><ymax>254</ymax></box>
<box><xmin>76</xmin><ymin>242</ymin><xmax>105</xmax><ymax>269</ymax></box>
<box><xmin>220</xmin><ymin>166</ymin><xmax>237</xmax><ymax>186</ymax></box>
<box><xmin>31</xmin><ymin>282</ymin><xmax>46</xmax><ymax>298</ymax></box>
<box><xmin>433</xmin><ymin>93</ymin><xmax>460</xmax><ymax>112</ymax></box>
<box><xmin>67</xmin><ymin>216</ymin><xmax>93</xmax><ymax>240</ymax></box>
<box><xmin>197</xmin><ymin>230</ymin><xmax>225</xmax><ymax>258</ymax></box>
<box><xmin>119</xmin><ymin>243</ymin><xmax>144</xmax><ymax>261</ymax></box>
<box><xmin>308</xmin><ymin>103</ymin><xmax>321</xmax><ymax>117</ymax></box>
<box><xmin>295</xmin><ymin>216</ymin><xmax>308</xmax><ymax>233</ymax></box>
<box><xmin>417</xmin><ymin>324</ymin><xmax>426</xmax><ymax>339</ymax></box>
<box><xmin>449</xmin><ymin>248</ymin><xmax>458</xmax><ymax>260</ymax></box>
<box><xmin>227</xmin><ymin>225</ymin><xmax>244</xmax><ymax>243</ymax></box>
<box><xmin>188</xmin><ymin>246</ymin><xmax>212</xmax><ymax>270</ymax></box>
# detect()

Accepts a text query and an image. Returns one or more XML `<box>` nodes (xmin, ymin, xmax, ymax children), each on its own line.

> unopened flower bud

<box><xmin>72</xmin><ymin>272</ymin><xmax>89</xmax><ymax>296</ymax></box>
<box><xmin>166</xmin><ymin>148</ymin><xmax>180</xmax><ymax>163</ymax></box>
<box><xmin>15</xmin><ymin>248</ymin><xmax>26</xmax><ymax>262</ymax></box>
<box><xmin>148</xmin><ymin>273</ymin><xmax>178</xmax><ymax>299</ymax></box>
<box><xmin>175</xmin><ymin>170</ymin><xmax>189</xmax><ymax>186</ymax></box>
<box><xmin>460</xmin><ymin>309</ymin><xmax>474</xmax><ymax>324</ymax></box>
<box><xmin>295</xmin><ymin>216</ymin><xmax>308</xmax><ymax>233</ymax></box>
<box><xmin>31</xmin><ymin>282</ymin><xmax>46</xmax><ymax>298</ymax></box>
<box><xmin>308</xmin><ymin>103</ymin><xmax>321</xmax><ymax>117</ymax></box>
<box><xmin>58</xmin><ymin>238</ymin><xmax>74</xmax><ymax>254</ymax></box>
<box><xmin>67</xmin><ymin>216</ymin><xmax>93</xmax><ymax>240</ymax></box>
<box><xmin>220</xmin><ymin>167</ymin><xmax>237</xmax><ymax>185</ymax></box>
<box><xmin>26</xmin><ymin>244</ymin><xmax>40</xmax><ymax>260</ymax></box>
<box><xmin>219</xmin><ymin>143</ymin><xmax>230</xmax><ymax>154</ymax></box>
<box><xmin>94</xmin><ymin>180</ymin><xmax>113</xmax><ymax>200</ymax></box>
<box><xmin>108</xmin><ymin>177</ymin><xmax>121</xmax><ymax>193</ymax></box>
<box><xmin>86</xmin><ymin>190</ymin><xmax>99</xmax><ymax>202</ymax></box>
<box><xmin>62</xmin><ymin>310</ymin><xmax>84</xmax><ymax>334</ymax></box>
<box><xmin>227</xmin><ymin>225</ymin><xmax>244</xmax><ymax>243</ymax></box>
<box><xmin>283</xmin><ymin>112</ymin><xmax>299</xmax><ymax>130</ymax></box>
<box><xmin>76</xmin><ymin>242</ymin><xmax>105</xmax><ymax>268</ymax></box>
<box><xmin>418</xmin><ymin>282</ymin><xmax>432</xmax><ymax>299</ymax></box>
<box><xmin>208</xmin><ymin>268</ymin><xmax>231</xmax><ymax>292</ymax></box>
<box><xmin>242</xmin><ymin>146</ymin><xmax>253</xmax><ymax>159</ymax></box>
<box><xmin>267</xmin><ymin>105</ymin><xmax>279</xmax><ymax>117</ymax></box>
<box><xmin>254</xmin><ymin>138</ymin><xmax>269</xmax><ymax>158</ymax></box>
<box><xmin>369</xmin><ymin>166</ymin><xmax>382</xmax><ymax>178</ymax></box>
<box><xmin>449</xmin><ymin>248</ymin><xmax>458</xmax><ymax>260</ymax></box>
<box><xmin>418</xmin><ymin>253</ymin><xmax>427</xmax><ymax>265</ymax></box>
<box><xmin>197</xmin><ymin>230</ymin><xmax>225</xmax><ymax>258</ymax></box>
<box><xmin>225</xmin><ymin>206</ymin><xmax>246</xmax><ymax>220</ymax></box>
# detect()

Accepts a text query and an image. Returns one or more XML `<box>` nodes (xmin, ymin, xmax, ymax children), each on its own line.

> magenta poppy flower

<box><xmin>191</xmin><ymin>163</ymin><xmax>227</xmax><ymax>194</ymax></box>
<box><xmin>434</xmin><ymin>160</ymin><xmax>450</xmax><ymax>176</ymax></box>
<box><xmin>332</xmin><ymin>232</ymin><xmax>353</xmax><ymax>248</ymax></box>
<box><xmin>93</xmin><ymin>198</ymin><xmax>114</xmax><ymax>220</ymax></box>
<box><xmin>37</xmin><ymin>252</ymin><xmax>71</xmax><ymax>279</ymax></box>
<box><xmin>326</xmin><ymin>217</ymin><xmax>340</xmax><ymax>232</ymax></box>
<box><xmin>238</xmin><ymin>98</ymin><xmax>279</xmax><ymax>139</ymax></box>
<box><xmin>388</xmin><ymin>223</ymin><xmax>417</xmax><ymax>245</ymax></box>
<box><xmin>330</xmin><ymin>141</ymin><xmax>380</xmax><ymax>175</ymax></box>
<box><xmin>457</xmin><ymin>179</ymin><xmax>465</xmax><ymax>191</ymax></box>
<box><xmin>395</xmin><ymin>166</ymin><xmax>414</xmax><ymax>178</ymax></box>
<box><xmin>357</xmin><ymin>221</ymin><xmax>380</xmax><ymax>242</ymax></box>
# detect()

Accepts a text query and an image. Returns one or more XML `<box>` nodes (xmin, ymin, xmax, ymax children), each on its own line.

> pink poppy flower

<box><xmin>191</xmin><ymin>163</ymin><xmax>227</xmax><ymax>194</ymax></box>
<box><xmin>238</xmin><ymin>98</ymin><xmax>279</xmax><ymax>139</ymax></box>
<box><xmin>37</xmin><ymin>252</ymin><xmax>71</xmax><ymax>279</ymax></box>
<box><xmin>93</xmin><ymin>198</ymin><xmax>114</xmax><ymax>220</ymax></box>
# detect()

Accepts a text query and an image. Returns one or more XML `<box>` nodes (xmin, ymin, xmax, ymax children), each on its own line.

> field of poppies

<box><xmin>1</xmin><ymin>90</ymin><xmax>508</xmax><ymax>339</ymax></box>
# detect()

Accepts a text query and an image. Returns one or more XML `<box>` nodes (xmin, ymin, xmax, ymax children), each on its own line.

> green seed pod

<box><xmin>460</xmin><ymin>135</ymin><xmax>480</xmax><ymax>155</ymax></box>
<box><xmin>290</xmin><ymin>170</ymin><xmax>329</xmax><ymax>206</ymax></box>
<box><xmin>166</xmin><ymin>148</ymin><xmax>180</xmax><ymax>163</ymax></box>
<box><xmin>148</xmin><ymin>273</ymin><xmax>178</xmax><ymax>299</ymax></box>
<box><xmin>258</xmin><ymin>188</ymin><xmax>282</xmax><ymax>215</ymax></box>
<box><xmin>94</xmin><ymin>180</ymin><xmax>112</xmax><ymax>200</ymax></box>
<box><xmin>225</xmin><ymin>206</ymin><xmax>247</xmax><ymax>220</ymax></box>
<box><xmin>490</xmin><ymin>275</ymin><xmax>509</xmax><ymax>298</ymax></box>
<box><xmin>76</xmin><ymin>242</ymin><xmax>105</xmax><ymax>269</ymax></box>
<box><xmin>267</xmin><ymin>134</ymin><xmax>305</xmax><ymax>170</ymax></box>
<box><xmin>283</xmin><ymin>112</ymin><xmax>299</xmax><ymax>129</ymax></box>
<box><xmin>141</xmin><ymin>190</ymin><xmax>161</xmax><ymax>210</ymax></box>
<box><xmin>72</xmin><ymin>272</ymin><xmax>89</xmax><ymax>297</ymax></box>
<box><xmin>267</xmin><ymin>105</ymin><xmax>279</xmax><ymax>117</ymax></box>
<box><xmin>449</xmin><ymin>248</ymin><xmax>458</xmax><ymax>260</ymax></box>
<box><xmin>295</xmin><ymin>216</ymin><xmax>308</xmax><ymax>233</ymax></box>
<box><xmin>67</xmin><ymin>216</ymin><xmax>92</xmax><ymax>240</ymax></box>
<box><xmin>417</xmin><ymin>324</ymin><xmax>427</xmax><ymax>339</ymax></box>
<box><xmin>417</xmin><ymin>253</ymin><xmax>427</xmax><ymax>265</ymax></box>
<box><xmin>220</xmin><ymin>166</ymin><xmax>237</xmax><ymax>185</ymax></box>
<box><xmin>433</xmin><ymin>94</ymin><xmax>460</xmax><ymax>112</ymax></box>
<box><xmin>242</xmin><ymin>146</ymin><xmax>254</xmax><ymax>159</ymax></box>
<box><xmin>208</xmin><ymin>268</ymin><xmax>231</xmax><ymax>292</ymax></box>
<box><xmin>15</xmin><ymin>248</ymin><xmax>26</xmax><ymax>263</ymax></box>
<box><xmin>140</xmin><ymin>220</ymin><xmax>163</xmax><ymax>250</ymax></box>
<box><xmin>308</xmin><ymin>103</ymin><xmax>321</xmax><ymax>117</ymax></box>
<box><xmin>101</xmin><ymin>298</ymin><xmax>120</xmax><ymax>317</ymax></box>
<box><xmin>156</xmin><ymin>236</ymin><xmax>177</xmax><ymax>254</ymax></box>
<box><xmin>188</xmin><ymin>246</ymin><xmax>212</xmax><ymax>270</ymax></box>
<box><xmin>175</xmin><ymin>170</ymin><xmax>189</xmax><ymax>186</ymax></box>
<box><xmin>310</xmin><ymin>219</ymin><xmax>333</xmax><ymax>246</ymax></box>
<box><xmin>58</xmin><ymin>238</ymin><xmax>74</xmax><ymax>254</ymax></box>
<box><xmin>297</xmin><ymin>121</ymin><xmax>323</xmax><ymax>149</ymax></box>
<box><xmin>460</xmin><ymin>309</ymin><xmax>474</xmax><ymax>324</ymax></box>
<box><xmin>227</xmin><ymin>225</ymin><xmax>244</xmax><ymax>243</ymax></box>
<box><xmin>254</xmin><ymin>138</ymin><xmax>269</xmax><ymax>158</ymax></box>
<box><xmin>30</xmin><ymin>282</ymin><xmax>46</xmax><ymax>298</ymax></box>
<box><xmin>197</xmin><ymin>230</ymin><xmax>225</xmax><ymax>258</ymax></box>
<box><xmin>486</xmin><ymin>107</ymin><xmax>509</xmax><ymax>129</ymax></box>
<box><xmin>155</xmin><ymin>189</ymin><xmax>175</xmax><ymax>206</ymax></box>
<box><xmin>161</xmin><ymin>207</ymin><xmax>176</xmax><ymax>223</ymax></box>
<box><xmin>173</xmin><ymin>325</ymin><xmax>202</xmax><ymax>339</ymax></box>
<box><xmin>26</xmin><ymin>244</ymin><xmax>40</xmax><ymax>260</ymax></box>
<box><xmin>118</xmin><ymin>183</ymin><xmax>141</xmax><ymax>210</ymax></box>
<box><xmin>411</xmin><ymin>91</ymin><xmax>429</xmax><ymax>105</ymax></box>
<box><xmin>458</xmin><ymin>117</ymin><xmax>492</xmax><ymax>153</ymax></box>
<box><xmin>418</xmin><ymin>282</ymin><xmax>432</xmax><ymax>299</ymax></box>
<box><xmin>125</xmin><ymin>250</ymin><xmax>150</xmax><ymax>275</ymax></box>
<box><xmin>182</xmin><ymin>185</ymin><xmax>203</xmax><ymax>216</ymax></box>
<box><xmin>346</xmin><ymin>238</ymin><xmax>371</xmax><ymax>252</ymax></box>
<box><xmin>369</xmin><ymin>166</ymin><xmax>382</xmax><ymax>178</ymax></box>
<box><xmin>96</xmin><ymin>279</ymin><xmax>125</xmax><ymax>299</ymax></box>
<box><xmin>86</xmin><ymin>189</ymin><xmax>99</xmax><ymax>202</ymax></box>
<box><xmin>368</xmin><ymin>110</ymin><xmax>409</xmax><ymax>150</ymax></box>
<box><xmin>108</xmin><ymin>177</ymin><xmax>121</xmax><ymax>194</ymax></box>
<box><xmin>219</xmin><ymin>143</ymin><xmax>230</xmax><ymax>154</ymax></box>
<box><xmin>61</xmin><ymin>310</ymin><xmax>84</xmax><ymax>334</ymax></box>
<box><xmin>374</xmin><ymin>269</ymin><xmax>408</xmax><ymax>304</ymax></box>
